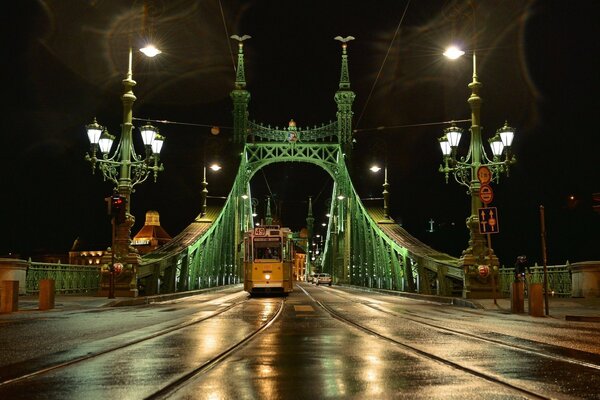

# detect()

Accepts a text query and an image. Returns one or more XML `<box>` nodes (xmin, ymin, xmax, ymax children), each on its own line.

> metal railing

<box><xmin>26</xmin><ymin>261</ymin><xmax>101</xmax><ymax>294</ymax></box>
<box><xmin>498</xmin><ymin>263</ymin><xmax>572</xmax><ymax>297</ymax></box>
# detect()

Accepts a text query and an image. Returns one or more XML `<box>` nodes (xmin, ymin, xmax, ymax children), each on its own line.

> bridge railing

<box><xmin>498</xmin><ymin>263</ymin><xmax>572</xmax><ymax>297</ymax></box>
<box><xmin>248</xmin><ymin>120</ymin><xmax>338</xmax><ymax>142</ymax></box>
<box><xmin>26</xmin><ymin>261</ymin><xmax>101</xmax><ymax>294</ymax></box>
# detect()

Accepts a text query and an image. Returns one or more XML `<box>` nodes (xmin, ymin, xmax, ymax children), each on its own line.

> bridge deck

<box><xmin>365</xmin><ymin>207</ymin><xmax>461</xmax><ymax>278</ymax></box>
<box><xmin>139</xmin><ymin>207</ymin><xmax>222</xmax><ymax>277</ymax></box>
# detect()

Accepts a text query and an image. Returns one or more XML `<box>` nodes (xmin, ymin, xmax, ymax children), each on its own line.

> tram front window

<box><xmin>254</xmin><ymin>241</ymin><xmax>281</xmax><ymax>261</ymax></box>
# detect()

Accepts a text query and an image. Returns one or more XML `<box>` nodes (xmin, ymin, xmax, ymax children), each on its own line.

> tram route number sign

<box><xmin>254</xmin><ymin>227</ymin><xmax>267</xmax><ymax>236</ymax></box>
<box><xmin>477</xmin><ymin>166</ymin><xmax>491</xmax><ymax>185</ymax></box>
<box><xmin>479</xmin><ymin>184</ymin><xmax>494</xmax><ymax>205</ymax></box>
<box><xmin>478</xmin><ymin>207</ymin><xmax>499</xmax><ymax>234</ymax></box>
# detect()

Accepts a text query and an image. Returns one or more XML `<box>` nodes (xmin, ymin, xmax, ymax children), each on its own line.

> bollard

<box><xmin>528</xmin><ymin>283</ymin><xmax>544</xmax><ymax>317</ymax></box>
<box><xmin>39</xmin><ymin>279</ymin><xmax>56</xmax><ymax>311</ymax></box>
<box><xmin>1</xmin><ymin>280</ymin><xmax>19</xmax><ymax>313</ymax></box>
<box><xmin>511</xmin><ymin>281</ymin><xmax>525</xmax><ymax>313</ymax></box>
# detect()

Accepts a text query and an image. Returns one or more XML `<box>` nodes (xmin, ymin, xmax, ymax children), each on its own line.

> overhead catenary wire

<box><xmin>218</xmin><ymin>0</ymin><xmax>237</xmax><ymax>74</ymax></box>
<box><xmin>132</xmin><ymin>116</ymin><xmax>467</xmax><ymax>135</ymax></box>
<box><xmin>355</xmin><ymin>0</ymin><xmax>412</xmax><ymax>130</ymax></box>
<box><xmin>353</xmin><ymin>118</ymin><xmax>471</xmax><ymax>134</ymax></box>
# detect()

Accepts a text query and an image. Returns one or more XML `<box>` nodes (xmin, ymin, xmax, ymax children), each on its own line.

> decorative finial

<box><xmin>230</xmin><ymin>35</ymin><xmax>251</xmax><ymax>88</ymax></box>
<box><xmin>335</xmin><ymin>36</ymin><xmax>355</xmax><ymax>90</ymax></box>
<box><xmin>230</xmin><ymin>34</ymin><xmax>252</xmax><ymax>42</ymax></box>
<box><xmin>334</xmin><ymin>36</ymin><xmax>355</xmax><ymax>43</ymax></box>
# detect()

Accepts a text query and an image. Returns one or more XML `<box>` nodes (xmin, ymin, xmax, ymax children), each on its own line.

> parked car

<box><xmin>314</xmin><ymin>273</ymin><xmax>332</xmax><ymax>286</ymax></box>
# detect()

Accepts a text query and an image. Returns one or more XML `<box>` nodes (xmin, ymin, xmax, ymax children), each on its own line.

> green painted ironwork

<box><xmin>139</xmin><ymin>35</ymin><xmax>464</xmax><ymax>297</ymax></box>
<box><xmin>498</xmin><ymin>263</ymin><xmax>572</xmax><ymax>297</ymax></box>
<box><xmin>26</xmin><ymin>262</ymin><xmax>101</xmax><ymax>294</ymax></box>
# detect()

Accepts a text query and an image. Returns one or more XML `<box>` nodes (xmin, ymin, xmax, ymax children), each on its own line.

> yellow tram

<box><xmin>243</xmin><ymin>225</ymin><xmax>294</xmax><ymax>295</ymax></box>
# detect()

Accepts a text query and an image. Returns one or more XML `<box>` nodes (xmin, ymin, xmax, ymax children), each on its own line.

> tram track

<box><xmin>144</xmin><ymin>297</ymin><xmax>285</xmax><ymax>400</ymax></box>
<box><xmin>299</xmin><ymin>284</ymin><xmax>553</xmax><ymax>400</ymax></box>
<box><xmin>0</xmin><ymin>292</ymin><xmax>250</xmax><ymax>388</ymax></box>
<box><xmin>326</xmin><ymin>286</ymin><xmax>600</xmax><ymax>372</ymax></box>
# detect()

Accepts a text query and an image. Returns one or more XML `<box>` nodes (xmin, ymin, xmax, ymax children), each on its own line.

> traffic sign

<box><xmin>477</xmin><ymin>166</ymin><xmax>491</xmax><ymax>184</ymax></box>
<box><xmin>479</xmin><ymin>184</ymin><xmax>494</xmax><ymax>205</ymax></box>
<box><xmin>478</xmin><ymin>207</ymin><xmax>499</xmax><ymax>234</ymax></box>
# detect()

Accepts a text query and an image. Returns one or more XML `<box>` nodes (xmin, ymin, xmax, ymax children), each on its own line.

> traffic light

<box><xmin>111</xmin><ymin>194</ymin><xmax>127</xmax><ymax>224</ymax></box>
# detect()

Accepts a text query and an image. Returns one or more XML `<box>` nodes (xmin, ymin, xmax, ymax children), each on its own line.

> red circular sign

<box><xmin>478</xmin><ymin>265</ymin><xmax>490</xmax><ymax>278</ymax></box>
<box><xmin>113</xmin><ymin>262</ymin><xmax>123</xmax><ymax>274</ymax></box>
<box><xmin>477</xmin><ymin>166</ymin><xmax>492</xmax><ymax>184</ymax></box>
<box><xmin>479</xmin><ymin>184</ymin><xmax>494</xmax><ymax>204</ymax></box>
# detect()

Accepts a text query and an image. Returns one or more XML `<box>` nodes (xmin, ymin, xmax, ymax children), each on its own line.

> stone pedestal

<box><xmin>0</xmin><ymin>258</ymin><xmax>28</xmax><ymax>295</ymax></box>
<box><xmin>98</xmin><ymin>251</ymin><xmax>140</xmax><ymax>297</ymax></box>
<box><xmin>571</xmin><ymin>261</ymin><xmax>600</xmax><ymax>298</ymax></box>
<box><xmin>511</xmin><ymin>281</ymin><xmax>525</xmax><ymax>313</ymax></box>
<box><xmin>528</xmin><ymin>283</ymin><xmax>544</xmax><ymax>317</ymax></box>
<box><xmin>39</xmin><ymin>279</ymin><xmax>55</xmax><ymax>310</ymax></box>
<box><xmin>1</xmin><ymin>280</ymin><xmax>19</xmax><ymax>313</ymax></box>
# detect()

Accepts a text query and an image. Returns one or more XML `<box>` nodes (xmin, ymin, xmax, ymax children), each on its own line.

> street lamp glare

<box><xmin>210</xmin><ymin>163</ymin><xmax>222</xmax><ymax>171</ymax></box>
<box><xmin>438</xmin><ymin>136</ymin><xmax>451</xmax><ymax>157</ymax></box>
<box><xmin>443</xmin><ymin>46</ymin><xmax>465</xmax><ymax>60</ymax></box>
<box><xmin>488</xmin><ymin>134</ymin><xmax>504</xmax><ymax>157</ymax></box>
<box><xmin>86</xmin><ymin>118</ymin><xmax>103</xmax><ymax>145</ymax></box>
<box><xmin>140</xmin><ymin>44</ymin><xmax>162</xmax><ymax>58</ymax></box>
<box><xmin>444</xmin><ymin>124</ymin><xmax>463</xmax><ymax>148</ymax></box>
<box><xmin>497</xmin><ymin>121</ymin><xmax>515</xmax><ymax>147</ymax></box>
<box><xmin>139</xmin><ymin>124</ymin><xmax>158</xmax><ymax>147</ymax></box>
<box><xmin>98</xmin><ymin>131</ymin><xmax>115</xmax><ymax>154</ymax></box>
<box><xmin>337</xmin><ymin>195</ymin><xmax>345</xmax><ymax>200</ymax></box>
<box><xmin>151</xmin><ymin>134</ymin><xmax>165</xmax><ymax>155</ymax></box>
<box><xmin>370</xmin><ymin>165</ymin><xmax>382</xmax><ymax>173</ymax></box>
<box><xmin>241</xmin><ymin>194</ymin><xmax>249</xmax><ymax>199</ymax></box>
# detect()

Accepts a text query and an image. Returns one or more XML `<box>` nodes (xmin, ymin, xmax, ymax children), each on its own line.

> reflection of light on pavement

<box><xmin>258</xmin><ymin>364</ymin><xmax>273</xmax><ymax>376</ymax></box>
<box><xmin>255</xmin><ymin>357</ymin><xmax>276</xmax><ymax>398</ymax></box>
<box><xmin>362</xmin><ymin>342</ymin><xmax>383</xmax><ymax>396</ymax></box>
<box><xmin>260</xmin><ymin>301</ymin><xmax>275</xmax><ymax>321</ymax></box>
<box><xmin>202</xmin><ymin>333</ymin><xmax>219</xmax><ymax>352</ymax></box>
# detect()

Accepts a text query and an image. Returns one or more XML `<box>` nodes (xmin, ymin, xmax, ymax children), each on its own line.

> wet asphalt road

<box><xmin>1</xmin><ymin>283</ymin><xmax>599</xmax><ymax>399</ymax></box>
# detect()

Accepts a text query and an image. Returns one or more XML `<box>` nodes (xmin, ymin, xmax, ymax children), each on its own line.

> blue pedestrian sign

<box><xmin>478</xmin><ymin>207</ymin><xmax>499</xmax><ymax>234</ymax></box>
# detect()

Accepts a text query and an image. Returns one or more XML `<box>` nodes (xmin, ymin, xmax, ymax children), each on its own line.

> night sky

<box><xmin>2</xmin><ymin>0</ymin><xmax>598</xmax><ymax>266</ymax></box>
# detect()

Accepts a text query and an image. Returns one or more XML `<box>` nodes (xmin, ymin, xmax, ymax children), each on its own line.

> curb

<box><xmin>108</xmin><ymin>284</ymin><xmax>243</xmax><ymax>307</ymax></box>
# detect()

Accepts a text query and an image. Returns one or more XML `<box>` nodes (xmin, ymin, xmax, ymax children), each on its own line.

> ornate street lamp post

<box><xmin>438</xmin><ymin>46</ymin><xmax>516</xmax><ymax>299</ymax></box>
<box><xmin>200</xmin><ymin>163</ymin><xmax>222</xmax><ymax>218</ymax></box>
<box><xmin>369</xmin><ymin>164</ymin><xmax>391</xmax><ymax>222</ymax></box>
<box><xmin>85</xmin><ymin>47</ymin><xmax>165</xmax><ymax>297</ymax></box>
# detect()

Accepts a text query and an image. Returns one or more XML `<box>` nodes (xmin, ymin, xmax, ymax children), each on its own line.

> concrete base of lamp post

<box><xmin>571</xmin><ymin>261</ymin><xmax>600</xmax><ymax>298</ymax></box>
<box><xmin>0</xmin><ymin>258</ymin><xmax>28</xmax><ymax>295</ymax></box>
<box><xmin>98</xmin><ymin>251</ymin><xmax>141</xmax><ymax>297</ymax></box>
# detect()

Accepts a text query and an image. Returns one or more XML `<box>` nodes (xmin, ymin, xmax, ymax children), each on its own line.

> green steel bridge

<box><xmin>138</xmin><ymin>37</ymin><xmax>464</xmax><ymax>297</ymax></box>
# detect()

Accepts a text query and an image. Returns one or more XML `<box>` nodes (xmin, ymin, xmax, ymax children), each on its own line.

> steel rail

<box><xmin>299</xmin><ymin>285</ymin><xmax>551</xmax><ymax>400</ymax></box>
<box><xmin>145</xmin><ymin>297</ymin><xmax>286</xmax><ymax>400</ymax></box>
<box><xmin>327</xmin><ymin>286</ymin><xmax>600</xmax><ymax>371</ymax></box>
<box><xmin>0</xmin><ymin>293</ymin><xmax>249</xmax><ymax>387</ymax></box>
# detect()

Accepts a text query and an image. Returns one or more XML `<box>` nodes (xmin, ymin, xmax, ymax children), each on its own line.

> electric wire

<box><xmin>353</xmin><ymin>118</ymin><xmax>471</xmax><ymax>134</ymax></box>
<box><xmin>355</xmin><ymin>0</ymin><xmax>412</xmax><ymax>130</ymax></box>
<box><xmin>218</xmin><ymin>0</ymin><xmax>237</xmax><ymax>73</ymax></box>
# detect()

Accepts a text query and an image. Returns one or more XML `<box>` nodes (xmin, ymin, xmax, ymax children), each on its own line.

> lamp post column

<box><xmin>382</xmin><ymin>166</ymin><xmax>390</xmax><ymax>220</ymax></box>
<box><xmin>461</xmin><ymin>54</ymin><xmax>498</xmax><ymax>298</ymax></box>
<box><xmin>201</xmin><ymin>166</ymin><xmax>208</xmax><ymax>217</ymax></box>
<box><xmin>115</xmin><ymin>48</ymin><xmax>137</xmax><ymax>258</ymax></box>
<box><xmin>102</xmin><ymin>48</ymin><xmax>142</xmax><ymax>297</ymax></box>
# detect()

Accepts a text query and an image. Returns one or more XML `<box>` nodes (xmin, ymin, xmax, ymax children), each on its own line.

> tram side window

<box><xmin>254</xmin><ymin>241</ymin><xmax>281</xmax><ymax>261</ymax></box>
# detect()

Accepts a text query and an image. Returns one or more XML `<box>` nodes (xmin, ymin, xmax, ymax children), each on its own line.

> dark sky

<box><xmin>2</xmin><ymin>0</ymin><xmax>598</xmax><ymax>266</ymax></box>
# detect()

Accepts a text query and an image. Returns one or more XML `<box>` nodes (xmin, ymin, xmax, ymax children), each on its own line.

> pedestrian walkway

<box><xmin>472</xmin><ymin>296</ymin><xmax>600</xmax><ymax>322</ymax></box>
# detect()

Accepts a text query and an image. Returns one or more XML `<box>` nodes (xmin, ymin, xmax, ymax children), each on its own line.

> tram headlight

<box><xmin>265</xmin><ymin>274</ymin><xmax>271</xmax><ymax>280</ymax></box>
